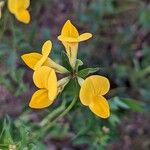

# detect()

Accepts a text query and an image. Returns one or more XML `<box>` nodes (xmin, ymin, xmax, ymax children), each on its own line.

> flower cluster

<box><xmin>22</xmin><ymin>20</ymin><xmax>110</xmax><ymax>118</ymax></box>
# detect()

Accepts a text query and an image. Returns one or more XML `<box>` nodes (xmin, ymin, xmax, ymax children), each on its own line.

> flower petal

<box><xmin>21</xmin><ymin>53</ymin><xmax>42</xmax><ymax>70</ymax></box>
<box><xmin>18</xmin><ymin>0</ymin><xmax>30</xmax><ymax>9</ymax></box>
<box><xmin>34</xmin><ymin>55</ymin><xmax>47</xmax><ymax>70</ymax></box>
<box><xmin>29</xmin><ymin>89</ymin><xmax>53</xmax><ymax>109</ymax></box>
<box><xmin>34</xmin><ymin>40</ymin><xmax>52</xmax><ymax>70</ymax></box>
<box><xmin>42</xmin><ymin>40</ymin><xmax>52</xmax><ymax>56</ymax></box>
<box><xmin>58</xmin><ymin>36</ymin><xmax>78</xmax><ymax>43</ymax></box>
<box><xmin>16</xmin><ymin>9</ymin><xmax>30</xmax><ymax>24</ymax></box>
<box><xmin>89</xmin><ymin>96</ymin><xmax>110</xmax><ymax>118</ymax></box>
<box><xmin>47</xmin><ymin>68</ymin><xmax>57</xmax><ymax>101</ymax></box>
<box><xmin>33</xmin><ymin>66</ymin><xmax>54</xmax><ymax>89</ymax></box>
<box><xmin>78</xmin><ymin>33</ymin><xmax>92</xmax><ymax>42</ymax></box>
<box><xmin>60</xmin><ymin>20</ymin><xmax>79</xmax><ymax>38</ymax></box>
<box><xmin>8</xmin><ymin>0</ymin><xmax>17</xmax><ymax>14</ymax></box>
<box><xmin>85</xmin><ymin>75</ymin><xmax>110</xmax><ymax>96</ymax></box>
<box><xmin>79</xmin><ymin>79</ymin><xmax>94</xmax><ymax>106</ymax></box>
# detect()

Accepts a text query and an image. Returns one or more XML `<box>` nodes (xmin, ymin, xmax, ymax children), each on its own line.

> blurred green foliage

<box><xmin>0</xmin><ymin>0</ymin><xmax>149</xmax><ymax>149</ymax></box>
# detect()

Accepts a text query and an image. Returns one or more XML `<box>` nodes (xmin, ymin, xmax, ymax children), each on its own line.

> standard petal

<box><xmin>85</xmin><ymin>75</ymin><xmax>110</xmax><ymax>96</ymax></box>
<box><xmin>33</xmin><ymin>66</ymin><xmax>53</xmax><ymax>89</ymax></box>
<box><xmin>47</xmin><ymin>69</ymin><xmax>57</xmax><ymax>101</ymax></box>
<box><xmin>18</xmin><ymin>0</ymin><xmax>30</xmax><ymax>9</ymax></box>
<box><xmin>79</xmin><ymin>79</ymin><xmax>94</xmax><ymax>106</ymax></box>
<box><xmin>78</xmin><ymin>33</ymin><xmax>92</xmax><ymax>42</ymax></box>
<box><xmin>8</xmin><ymin>0</ymin><xmax>17</xmax><ymax>14</ymax></box>
<box><xmin>42</xmin><ymin>40</ymin><xmax>52</xmax><ymax>56</ymax></box>
<box><xmin>34</xmin><ymin>55</ymin><xmax>47</xmax><ymax>70</ymax></box>
<box><xmin>16</xmin><ymin>9</ymin><xmax>30</xmax><ymax>24</ymax></box>
<box><xmin>89</xmin><ymin>96</ymin><xmax>110</xmax><ymax>118</ymax></box>
<box><xmin>29</xmin><ymin>89</ymin><xmax>53</xmax><ymax>109</ymax></box>
<box><xmin>21</xmin><ymin>53</ymin><xmax>42</xmax><ymax>70</ymax></box>
<box><xmin>34</xmin><ymin>40</ymin><xmax>52</xmax><ymax>70</ymax></box>
<box><xmin>58</xmin><ymin>35</ymin><xmax>78</xmax><ymax>43</ymax></box>
<box><xmin>60</xmin><ymin>20</ymin><xmax>79</xmax><ymax>38</ymax></box>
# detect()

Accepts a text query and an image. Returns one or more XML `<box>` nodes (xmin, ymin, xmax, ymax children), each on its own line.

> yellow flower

<box><xmin>58</xmin><ymin>20</ymin><xmax>92</xmax><ymax>43</ymax></box>
<box><xmin>8</xmin><ymin>0</ymin><xmax>30</xmax><ymax>24</ymax></box>
<box><xmin>21</xmin><ymin>40</ymin><xmax>68</xmax><ymax>73</ymax></box>
<box><xmin>0</xmin><ymin>1</ymin><xmax>4</xmax><ymax>19</ymax></box>
<box><xmin>79</xmin><ymin>75</ymin><xmax>110</xmax><ymax>118</ymax></box>
<box><xmin>58</xmin><ymin>20</ymin><xmax>92</xmax><ymax>69</ymax></box>
<box><xmin>29</xmin><ymin>66</ymin><xmax>57</xmax><ymax>109</ymax></box>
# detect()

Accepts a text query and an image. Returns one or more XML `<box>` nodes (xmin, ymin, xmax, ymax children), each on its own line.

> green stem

<box><xmin>54</xmin><ymin>96</ymin><xmax>78</xmax><ymax>120</ymax></box>
<box><xmin>36</xmin><ymin>96</ymin><xmax>78</xmax><ymax>139</ymax></box>
<box><xmin>139</xmin><ymin>66</ymin><xmax>150</xmax><ymax>77</ymax></box>
<box><xmin>39</xmin><ymin>104</ymin><xmax>66</xmax><ymax>127</ymax></box>
<box><xmin>10</xmin><ymin>17</ymin><xmax>17</xmax><ymax>51</ymax></box>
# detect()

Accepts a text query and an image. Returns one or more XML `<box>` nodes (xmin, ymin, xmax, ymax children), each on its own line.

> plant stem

<box><xmin>36</xmin><ymin>96</ymin><xmax>78</xmax><ymax>139</ymax></box>
<box><xmin>39</xmin><ymin>104</ymin><xmax>66</xmax><ymax>127</ymax></box>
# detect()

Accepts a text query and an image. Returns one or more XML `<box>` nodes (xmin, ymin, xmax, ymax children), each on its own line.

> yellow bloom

<box><xmin>8</xmin><ymin>0</ymin><xmax>30</xmax><ymax>24</ymax></box>
<box><xmin>21</xmin><ymin>40</ymin><xmax>68</xmax><ymax>73</ymax></box>
<box><xmin>29</xmin><ymin>66</ymin><xmax>57</xmax><ymax>109</ymax></box>
<box><xmin>79</xmin><ymin>75</ymin><xmax>110</xmax><ymax>118</ymax></box>
<box><xmin>58</xmin><ymin>20</ymin><xmax>92</xmax><ymax>69</ymax></box>
<box><xmin>58</xmin><ymin>20</ymin><xmax>92</xmax><ymax>43</ymax></box>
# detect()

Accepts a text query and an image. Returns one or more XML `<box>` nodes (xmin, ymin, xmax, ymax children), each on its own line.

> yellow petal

<box><xmin>18</xmin><ymin>0</ymin><xmax>30</xmax><ymax>9</ymax></box>
<box><xmin>33</xmin><ymin>66</ymin><xmax>54</xmax><ymax>89</ymax></box>
<box><xmin>79</xmin><ymin>79</ymin><xmax>93</xmax><ymax>106</ymax></box>
<box><xmin>85</xmin><ymin>75</ymin><xmax>110</xmax><ymax>96</ymax></box>
<box><xmin>29</xmin><ymin>89</ymin><xmax>53</xmax><ymax>109</ymax></box>
<box><xmin>34</xmin><ymin>40</ymin><xmax>52</xmax><ymax>70</ymax></box>
<box><xmin>79</xmin><ymin>75</ymin><xmax>110</xmax><ymax>106</ymax></box>
<box><xmin>78</xmin><ymin>33</ymin><xmax>92</xmax><ymax>42</ymax></box>
<box><xmin>16</xmin><ymin>9</ymin><xmax>30</xmax><ymax>24</ymax></box>
<box><xmin>42</xmin><ymin>40</ymin><xmax>52</xmax><ymax>56</ymax></box>
<box><xmin>21</xmin><ymin>52</ymin><xmax>55</xmax><ymax>71</ymax></box>
<box><xmin>60</xmin><ymin>20</ymin><xmax>79</xmax><ymax>38</ymax></box>
<box><xmin>58</xmin><ymin>35</ymin><xmax>78</xmax><ymax>43</ymax></box>
<box><xmin>8</xmin><ymin>0</ymin><xmax>17</xmax><ymax>14</ymax></box>
<box><xmin>21</xmin><ymin>53</ymin><xmax>42</xmax><ymax>70</ymax></box>
<box><xmin>47</xmin><ymin>68</ymin><xmax>57</xmax><ymax>101</ymax></box>
<box><xmin>34</xmin><ymin>55</ymin><xmax>47</xmax><ymax>70</ymax></box>
<box><xmin>89</xmin><ymin>96</ymin><xmax>110</xmax><ymax>118</ymax></box>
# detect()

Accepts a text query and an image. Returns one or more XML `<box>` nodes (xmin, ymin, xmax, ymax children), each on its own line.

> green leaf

<box><xmin>109</xmin><ymin>114</ymin><xmax>120</xmax><ymax>126</ymax></box>
<box><xmin>61</xmin><ymin>52</ymin><xmax>72</xmax><ymax>72</ymax></box>
<box><xmin>61</xmin><ymin>78</ymin><xmax>80</xmax><ymax>100</ymax></box>
<box><xmin>73</xmin><ymin>136</ymin><xmax>91</xmax><ymax>145</ymax></box>
<box><xmin>123</xmin><ymin>98</ymin><xmax>144</xmax><ymax>112</ymax></box>
<box><xmin>0</xmin><ymin>116</ymin><xmax>14</xmax><ymax>145</ymax></box>
<box><xmin>78</xmin><ymin>67</ymin><xmax>100</xmax><ymax>78</ymax></box>
<box><xmin>110</xmin><ymin>97</ymin><xmax>129</xmax><ymax>110</ymax></box>
<box><xmin>139</xmin><ymin>8</ymin><xmax>150</xmax><ymax>29</ymax></box>
<box><xmin>110</xmin><ymin>97</ymin><xmax>144</xmax><ymax>112</ymax></box>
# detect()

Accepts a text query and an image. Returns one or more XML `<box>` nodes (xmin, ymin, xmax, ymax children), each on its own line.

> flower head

<box><xmin>58</xmin><ymin>20</ymin><xmax>92</xmax><ymax>69</ymax></box>
<box><xmin>8</xmin><ymin>0</ymin><xmax>30</xmax><ymax>24</ymax></box>
<box><xmin>29</xmin><ymin>66</ymin><xmax>57</xmax><ymax>108</ymax></box>
<box><xmin>79</xmin><ymin>75</ymin><xmax>110</xmax><ymax>118</ymax></box>
<box><xmin>21</xmin><ymin>40</ymin><xmax>68</xmax><ymax>73</ymax></box>
<box><xmin>58</xmin><ymin>20</ymin><xmax>92</xmax><ymax>43</ymax></box>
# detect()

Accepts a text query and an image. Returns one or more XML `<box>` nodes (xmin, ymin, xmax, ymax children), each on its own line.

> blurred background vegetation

<box><xmin>0</xmin><ymin>0</ymin><xmax>150</xmax><ymax>149</ymax></box>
